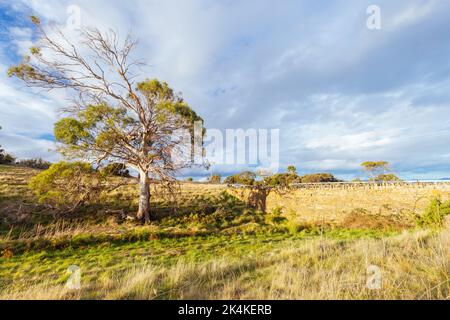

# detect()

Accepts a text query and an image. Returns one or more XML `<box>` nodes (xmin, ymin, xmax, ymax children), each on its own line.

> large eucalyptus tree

<box><xmin>8</xmin><ymin>17</ymin><xmax>205</xmax><ymax>222</ymax></box>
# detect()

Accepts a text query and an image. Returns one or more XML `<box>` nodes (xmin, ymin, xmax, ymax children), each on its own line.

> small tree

<box><xmin>287</xmin><ymin>165</ymin><xmax>297</xmax><ymax>175</ymax></box>
<box><xmin>361</xmin><ymin>161</ymin><xmax>390</xmax><ymax>179</ymax></box>
<box><xmin>9</xmin><ymin>17</ymin><xmax>206</xmax><ymax>222</ymax></box>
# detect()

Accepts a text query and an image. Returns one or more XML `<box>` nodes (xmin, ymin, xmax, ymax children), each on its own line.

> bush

<box><xmin>263</xmin><ymin>173</ymin><xmax>301</xmax><ymax>186</ymax></box>
<box><xmin>300</xmin><ymin>173</ymin><xmax>340</xmax><ymax>183</ymax></box>
<box><xmin>416</xmin><ymin>197</ymin><xmax>450</xmax><ymax>228</ymax></box>
<box><xmin>224</xmin><ymin>171</ymin><xmax>257</xmax><ymax>185</ymax></box>
<box><xmin>16</xmin><ymin>158</ymin><xmax>51</xmax><ymax>169</ymax></box>
<box><xmin>371</xmin><ymin>174</ymin><xmax>401</xmax><ymax>182</ymax></box>
<box><xmin>29</xmin><ymin>161</ymin><xmax>107</xmax><ymax>211</ymax></box>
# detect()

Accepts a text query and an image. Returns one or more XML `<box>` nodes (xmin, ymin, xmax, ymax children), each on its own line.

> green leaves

<box><xmin>370</xmin><ymin>174</ymin><xmax>401</xmax><ymax>182</ymax></box>
<box><xmin>137</xmin><ymin>79</ymin><xmax>204</xmax><ymax>126</ymax></box>
<box><xmin>361</xmin><ymin>161</ymin><xmax>390</xmax><ymax>171</ymax></box>
<box><xmin>7</xmin><ymin>64</ymin><xmax>37</xmax><ymax>80</ymax></box>
<box><xmin>416</xmin><ymin>196</ymin><xmax>450</xmax><ymax>228</ymax></box>
<box><xmin>224</xmin><ymin>171</ymin><xmax>257</xmax><ymax>185</ymax></box>
<box><xmin>54</xmin><ymin>118</ymin><xmax>90</xmax><ymax>145</ymax></box>
<box><xmin>30</xmin><ymin>16</ymin><xmax>41</xmax><ymax>26</ymax></box>
<box><xmin>29</xmin><ymin>161</ymin><xmax>97</xmax><ymax>207</ymax></box>
<box><xmin>30</xmin><ymin>47</ymin><xmax>41</xmax><ymax>56</ymax></box>
<box><xmin>54</xmin><ymin>105</ymin><xmax>134</xmax><ymax>156</ymax></box>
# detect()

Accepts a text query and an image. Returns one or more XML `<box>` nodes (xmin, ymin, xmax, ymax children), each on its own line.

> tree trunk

<box><xmin>137</xmin><ymin>170</ymin><xmax>151</xmax><ymax>223</ymax></box>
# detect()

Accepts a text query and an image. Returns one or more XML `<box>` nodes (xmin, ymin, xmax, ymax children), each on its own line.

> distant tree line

<box><xmin>223</xmin><ymin>166</ymin><xmax>341</xmax><ymax>186</ymax></box>
<box><xmin>219</xmin><ymin>161</ymin><xmax>401</xmax><ymax>186</ymax></box>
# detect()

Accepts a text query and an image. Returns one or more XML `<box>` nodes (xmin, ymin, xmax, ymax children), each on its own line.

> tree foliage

<box><xmin>299</xmin><ymin>173</ymin><xmax>340</xmax><ymax>183</ymax></box>
<box><xmin>416</xmin><ymin>197</ymin><xmax>450</xmax><ymax>228</ymax></box>
<box><xmin>225</xmin><ymin>169</ymin><xmax>340</xmax><ymax>187</ymax></box>
<box><xmin>263</xmin><ymin>173</ymin><xmax>301</xmax><ymax>186</ymax></box>
<box><xmin>287</xmin><ymin>165</ymin><xmax>297</xmax><ymax>175</ymax></box>
<box><xmin>361</xmin><ymin>161</ymin><xmax>390</xmax><ymax>178</ymax></box>
<box><xmin>29</xmin><ymin>162</ymin><xmax>106</xmax><ymax>211</ymax></box>
<box><xmin>224</xmin><ymin>171</ymin><xmax>257</xmax><ymax>185</ymax></box>
<box><xmin>371</xmin><ymin>174</ymin><xmax>401</xmax><ymax>182</ymax></box>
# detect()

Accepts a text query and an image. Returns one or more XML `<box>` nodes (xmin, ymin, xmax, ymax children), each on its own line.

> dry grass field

<box><xmin>0</xmin><ymin>165</ymin><xmax>449</xmax><ymax>300</ymax></box>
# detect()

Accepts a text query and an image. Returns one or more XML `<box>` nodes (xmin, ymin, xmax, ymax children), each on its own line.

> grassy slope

<box><xmin>0</xmin><ymin>165</ymin><xmax>449</xmax><ymax>299</ymax></box>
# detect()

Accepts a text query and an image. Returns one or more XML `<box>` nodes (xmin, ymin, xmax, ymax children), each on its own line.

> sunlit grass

<box><xmin>1</xmin><ymin>228</ymin><xmax>448</xmax><ymax>300</ymax></box>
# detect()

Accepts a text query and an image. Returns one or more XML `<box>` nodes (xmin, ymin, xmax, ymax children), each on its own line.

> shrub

<box><xmin>371</xmin><ymin>174</ymin><xmax>401</xmax><ymax>182</ymax></box>
<box><xmin>300</xmin><ymin>173</ymin><xmax>340</xmax><ymax>183</ymax></box>
<box><xmin>224</xmin><ymin>171</ymin><xmax>257</xmax><ymax>185</ymax></box>
<box><xmin>29</xmin><ymin>161</ymin><xmax>107</xmax><ymax>211</ymax></box>
<box><xmin>16</xmin><ymin>158</ymin><xmax>51</xmax><ymax>169</ymax></box>
<box><xmin>263</xmin><ymin>173</ymin><xmax>301</xmax><ymax>186</ymax></box>
<box><xmin>416</xmin><ymin>197</ymin><xmax>450</xmax><ymax>228</ymax></box>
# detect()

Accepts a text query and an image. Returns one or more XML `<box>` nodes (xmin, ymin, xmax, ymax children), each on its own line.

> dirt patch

<box><xmin>340</xmin><ymin>209</ymin><xmax>412</xmax><ymax>230</ymax></box>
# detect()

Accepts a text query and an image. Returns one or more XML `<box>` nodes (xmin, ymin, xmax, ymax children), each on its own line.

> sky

<box><xmin>1</xmin><ymin>0</ymin><xmax>450</xmax><ymax>180</ymax></box>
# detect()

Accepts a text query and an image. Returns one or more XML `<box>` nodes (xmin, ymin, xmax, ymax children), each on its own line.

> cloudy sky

<box><xmin>1</xmin><ymin>0</ymin><xmax>450</xmax><ymax>180</ymax></box>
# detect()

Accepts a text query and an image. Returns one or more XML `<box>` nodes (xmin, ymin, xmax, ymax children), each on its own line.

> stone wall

<box><xmin>229</xmin><ymin>183</ymin><xmax>450</xmax><ymax>224</ymax></box>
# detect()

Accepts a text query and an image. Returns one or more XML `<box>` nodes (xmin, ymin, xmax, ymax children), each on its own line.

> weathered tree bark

<box><xmin>137</xmin><ymin>170</ymin><xmax>151</xmax><ymax>223</ymax></box>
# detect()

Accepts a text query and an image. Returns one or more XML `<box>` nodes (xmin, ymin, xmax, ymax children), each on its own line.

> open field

<box><xmin>0</xmin><ymin>165</ymin><xmax>449</xmax><ymax>300</ymax></box>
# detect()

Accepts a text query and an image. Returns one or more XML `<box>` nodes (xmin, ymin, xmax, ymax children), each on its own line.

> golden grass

<box><xmin>2</xmin><ymin>227</ymin><xmax>448</xmax><ymax>300</ymax></box>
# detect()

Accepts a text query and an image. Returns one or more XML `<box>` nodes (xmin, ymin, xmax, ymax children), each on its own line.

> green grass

<box><xmin>1</xmin><ymin>228</ymin><xmax>448</xmax><ymax>300</ymax></box>
<box><xmin>0</xmin><ymin>228</ymin><xmax>398</xmax><ymax>292</ymax></box>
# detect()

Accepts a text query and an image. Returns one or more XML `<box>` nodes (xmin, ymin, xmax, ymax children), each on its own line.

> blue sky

<box><xmin>1</xmin><ymin>0</ymin><xmax>450</xmax><ymax>180</ymax></box>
